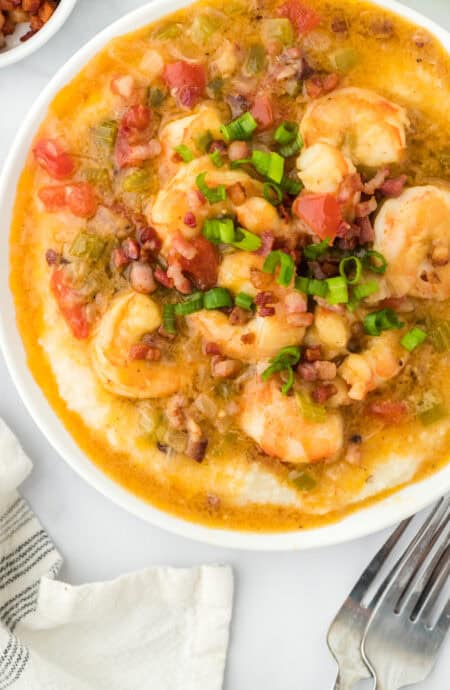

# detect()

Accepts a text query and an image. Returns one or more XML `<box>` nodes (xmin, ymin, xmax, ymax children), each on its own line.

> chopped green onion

<box><xmin>280</xmin><ymin>175</ymin><xmax>303</xmax><ymax>195</ymax></box>
<box><xmin>339</xmin><ymin>256</ymin><xmax>362</xmax><ymax>285</ymax></box>
<box><xmin>196</xmin><ymin>172</ymin><xmax>226</xmax><ymax>204</ymax></box>
<box><xmin>203</xmin><ymin>217</ymin><xmax>235</xmax><ymax>244</ymax></box>
<box><xmin>363</xmin><ymin>308</ymin><xmax>404</xmax><ymax>336</ymax></box>
<box><xmin>400</xmin><ymin>327</ymin><xmax>427</xmax><ymax>352</ymax></box>
<box><xmin>295</xmin><ymin>391</ymin><xmax>327</xmax><ymax>423</ymax></box>
<box><xmin>174</xmin><ymin>144</ymin><xmax>194</xmax><ymax>162</ymax></box>
<box><xmin>428</xmin><ymin>320</ymin><xmax>450</xmax><ymax>352</ymax></box>
<box><xmin>94</xmin><ymin>120</ymin><xmax>118</xmax><ymax>149</ymax></box>
<box><xmin>204</xmin><ymin>287</ymin><xmax>233</xmax><ymax>309</ymax></box>
<box><xmin>209</xmin><ymin>150</ymin><xmax>225</xmax><ymax>167</ymax></box>
<box><xmin>163</xmin><ymin>303</ymin><xmax>177</xmax><ymax>334</ymax></box>
<box><xmin>263</xmin><ymin>182</ymin><xmax>283</xmax><ymax>206</ymax></box>
<box><xmin>274</xmin><ymin>121</ymin><xmax>298</xmax><ymax>146</ymax></box>
<box><xmin>122</xmin><ymin>169</ymin><xmax>151</xmax><ymax>193</ymax></box>
<box><xmin>326</xmin><ymin>276</ymin><xmax>349</xmax><ymax>304</ymax></box>
<box><xmin>261</xmin><ymin>345</ymin><xmax>301</xmax><ymax>395</ymax></box>
<box><xmin>304</xmin><ymin>238</ymin><xmax>329</xmax><ymax>260</ymax></box>
<box><xmin>174</xmin><ymin>293</ymin><xmax>204</xmax><ymax>315</ymax></box>
<box><xmin>70</xmin><ymin>232</ymin><xmax>106</xmax><ymax>260</ymax></box>
<box><xmin>220</xmin><ymin>112</ymin><xmax>257</xmax><ymax>142</ymax></box>
<box><xmin>251</xmin><ymin>150</ymin><xmax>284</xmax><ymax>183</ymax></box>
<box><xmin>281</xmin><ymin>367</ymin><xmax>295</xmax><ymax>395</ymax></box>
<box><xmin>148</xmin><ymin>87</ymin><xmax>166</xmax><ymax>108</ymax></box>
<box><xmin>195</xmin><ymin>130</ymin><xmax>213</xmax><ymax>153</ymax></box>
<box><xmin>362</xmin><ymin>250</ymin><xmax>387</xmax><ymax>274</ymax></box>
<box><xmin>294</xmin><ymin>276</ymin><xmax>328</xmax><ymax>297</ymax></box>
<box><xmin>291</xmin><ymin>471</ymin><xmax>317</xmax><ymax>491</ymax></box>
<box><xmin>246</xmin><ymin>43</ymin><xmax>266</xmax><ymax>73</ymax></box>
<box><xmin>263</xmin><ymin>250</ymin><xmax>295</xmax><ymax>287</ymax></box>
<box><xmin>231</xmin><ymin>227</ymin><xmax>262</xmax><ymax>251</ymax></box>
<box><xmin>261</xmin><ymin>18</ymin><xmax>294</xmax><ymax>47</ymax></box>
<box><xmin>352</xmin><ymin>280</ymin><xmax>379</xmax><ymax>301</ymax></box>
<box><xmin>279</xmin><ymin>134</ymin><xmax>303</xmax><ymax>158</ymax></box>
<box><xmin>235</xmin><ymin>292</ymin><xmax>254</xmax><ymax>311</ymax></box>
<box><xmin>332</xmin><ymin>48</ymin><xmax>359</xmax><ymax>72</ymax></box>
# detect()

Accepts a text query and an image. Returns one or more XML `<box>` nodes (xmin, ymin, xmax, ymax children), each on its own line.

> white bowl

<box><xmin>0</xmin><ymin>0</ymin><xmax>449</xmax><ymax>550</ymax></box>
<box><xmin>0</xmin><ymin>0</ymin><xmax>78</xmax><ymax>68</ymax></box>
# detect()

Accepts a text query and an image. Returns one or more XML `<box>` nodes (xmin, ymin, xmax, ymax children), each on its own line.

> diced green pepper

<box><xmin>94</xmin><ymin>120</ymin><xmax>118</xmax><ymax>149</ymax></box>
<box><xmin>332</xmin><ymin>48</ymin><xmax>359</xmax><ymax>72</ymax></box>
<box><xmin>246</xmin><ymin>43</ymin><xmax>266</xmax><ymax>74</ymax></box>
<box><xmin>122</xmin><ymin>169</ymin><xmax>151</xmax><ymax>193</ymax></box>
<box><xmin>70</xmin><ymin>232</ymin><xmax>106</xmax><ymax>260</ymax></box>
<box><xmin>261</xmin><ymin>18</ymin><xmax>294</xmax><ymax>47</ymax></box>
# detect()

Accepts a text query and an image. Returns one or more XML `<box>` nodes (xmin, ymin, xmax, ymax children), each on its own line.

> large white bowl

<box><xmin>0</xmin><ymin>0</ymin><xmax>449</xmax><ymax>550</ymax></box>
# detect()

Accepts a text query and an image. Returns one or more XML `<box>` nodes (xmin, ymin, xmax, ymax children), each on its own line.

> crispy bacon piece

<box><xmin>306</xmin><ymin>73</ymin><xmax>339</xmax><ymax>99</ymax></box>
<box><xmin>379</xmin><ymin>175</ymin><xmax>407</xmax><ymax>198</ymax></box>
<box><xmin>368</xmin><ymin>399</ymin><xmax>408</xmax><ymax>423</ymax></box>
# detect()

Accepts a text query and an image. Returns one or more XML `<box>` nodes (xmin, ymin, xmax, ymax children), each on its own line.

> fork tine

<box><xmin>418</xmin><ymin>544</ymin><xmax>450</xmax><ymax>625</ymax></box>
<box><xmin>375</xmin><ymin>497</ymin><xmax>449</xmax><ymax>610</ymax></box>
<box><xmin>434</xmin><ymin>598</ymin><xmax>450</xmax><ymax>638</ymax></box>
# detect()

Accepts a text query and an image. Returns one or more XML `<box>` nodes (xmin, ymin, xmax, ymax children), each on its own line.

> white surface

<box><xmin>0</xmin><ymin>0</ymin><xmax>448</xmax><ymax>687</ymax></box>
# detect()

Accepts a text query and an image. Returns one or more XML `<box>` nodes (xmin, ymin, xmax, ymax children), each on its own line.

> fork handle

<box><xmin>332</xmin><ymin>670</ymin><xmax>360</xmax><ymax>690</ymax></box>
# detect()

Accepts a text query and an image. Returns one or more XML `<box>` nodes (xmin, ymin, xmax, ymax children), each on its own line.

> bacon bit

<box><xmin>297</xmin><ymin>362</ymin><xmax>317</xmax><ymax>381</ymax></box>
<box><xmin>129</xmin><ymin>262</ymin><xmax>156</xmax><ymax>294</ymax></box>
<box><xmin>172</xmin><ymin>232</ymin><xmax>198</xmax><ymax>260</ymax></box>
<box><xmin>355</xmin><ymin>197</ymin><xmax>377</xmax><ymax>218</ymax></box>
<box><xmin>166</xmin><ymin>393</ymin><xmax>187</xmax><ymax>429</ymax></box>
<box><xmin>122</xmin><ymin>238</ymin><xmax>140</xmax><ymax>260</ymax></box>
<box><xmin>285</xmin><ymin>291</ymin><xmax>307</xmax><ymax>314</ymax></box>
<box><xmin>186</xmin><ymin>437</ymin><xmax>208</xmax><ymax>462</ymax></box>
<box><xmin>203</xmin><ymin>341</ymin><xmax>222</xmax><ymax>356</ymax></box>
<box><xmin>356</xmin><ymin>216</ymin><xmax>375</xmax><ymax>244</ymax></box>
<box><xmin>174</xmin><ymin>235</ymin><xmax>219</xmax><ymax>290</ymax></box>
<box><xmin>379</xmin><ymin>175</ymin><xmax>407</xmax><ymax>198</ymax></box>
<box><xmin>331</xmin><ymin>16</ymin><xmax>348</xmax><ymax>34</ymax></box>
<box><xmin>241</xmin><ymin>332</ymin><xmax>255</xmax><ymax>344</ymax></box>
<box><xmin>211</xmin><ymin>356</ymin><xmax>242</xmax><ymax>379</ymax></box>
<box><xmin>226</xmin><ymin>93</ymin><xmax>249</xmax><ymax>118</ymax></box>
<box><xmin>112</xmin><ymin>247</ymin><xmax>129</xmax><ymax>269</ymax></box>
<box><xmin>210</xmin><ymin>140</ymin><xmax>227</xmax><ymax>154</ymax></box>
<box><xmin>110</xmin><ymin>75</ymin><xmax>135</xmax><ymax>99</ymax></box>
<box><xmin>229</xmin><ymin>307</ymin><xmax>252</xmax><ymax>325</ymax></box>
<box><xmin>306</xmin><ymin>72</ymin><xmax>339</xmax><ymax>99</ymax></box>
<box><xmin>314</xmin><ymin>360</ymin><xmax>337</xmax><ymax>380</ymax></box>
<box><xmin>363</xmin><ymin>167</ymin><xmax>390</xmax><ymax>195</ymax></box>
<box><xmin>251</xmin><ymin>94</ymin><xmax>274</xmax><ymax>130</ymax></box>
<box><xmin>287</xmin><ymin>312</ymin><xmax>314</xmax><ymax>327</ymax></box>
<box><xmin>337</xmin><ymin>173</ymin><xmax>362</xmax><ymax>204</ymax></box>
<box><xmin>312</xmin><ymin>383</ymin><xmax>337</xmax><ymax>403</ymax></box>
<box><xmin>187</xmin><ymin>189</ymin><xmax>207</xmax><ymax>210</ymax></box>
<box><xmin>129</xmin><ymin>343</ymin><xmax>161</xmax><ymax>361</ymax></box>
<box><xmin>314</xmin><ymin>296</ymin><xmax>345</xmax><ymax>314</ymax></box>
<box><xmin>377</xmin><ymin>297</ymin><xmax>414</xmax><ymax>313</ymax></box>
<box><xmin>368</xmin><ymin>399</ymin><xmax>408</xmax><ymax>423</ymax></box>
<box><xmin>255</xmin><ymin>231</ymin><xmax>275</xmax><ymax>257</ymax></box>
<box><xmin>154</xmin><ymin>266</ymin><xmax>174</xmax><ymax>288</ymax></box>
<box><xmin>45</xmin><ymin>248</ymin><xmax>60</xmax><ymax>266</ymax></box>
<box><xmin>184</xmin><ymin>212</ymin><xmax>197</xmax><ymax>228</ymax></box>
<box><xmin>166</xmin><ymin>258</ymin><xmax>192</xmax><ymax>294</ymax></box>
<box><xmin>255</xmin><ymin>291</ymin><xmax>277</xmax><ymax>307</ymax></box>
<box><xmin>228</xmin><ymin>141</ymin><xmax>250</xmax><ymax>162</ymax></box>
<box><xmin>136</xmin><ymin>226</ymin><xmax>161</xmax><ymax>251</ymax></box>
<box><xmin>304</xmin><ymin>345</ymin><xmax>322</xmax><ymax>362</ymax></box>
<box><xmin>259</xmin><ymin>306</ymin><xmax>276</xmax><ymax>317</ymax></box>
<box><xmin>227</xmin><ymin>181</ymin><xmax>247</xmax><ymax>206</ymax></box>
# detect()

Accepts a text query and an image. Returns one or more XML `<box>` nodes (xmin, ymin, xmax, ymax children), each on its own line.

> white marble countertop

<box><xmin>0</xmin><ymin>1</ymin><xmax>448</xmax><ymax>688</ymax></box>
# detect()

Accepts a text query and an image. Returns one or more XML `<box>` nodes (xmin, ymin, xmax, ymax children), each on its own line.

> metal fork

<box><xmin>327</xmin><ymin>497</ymin><xmax>450</xmax><ymax>690</ymax></box>
<box><xmin>362</xmin><ymin>497</ymin><xmax>450</xmax><ymax>690</ymax></box>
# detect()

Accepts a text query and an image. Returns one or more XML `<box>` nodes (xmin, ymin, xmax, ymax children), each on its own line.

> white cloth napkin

<box><xmin>0</xmin><ymin>419</ymin><xmax>233</xmax><ymax>690</ymax></box>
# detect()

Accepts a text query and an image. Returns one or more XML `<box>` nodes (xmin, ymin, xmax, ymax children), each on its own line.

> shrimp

<box><xmin>92</xmin><ymin>291</ymin><xmax>192</xmax><ymax>398</ymax></box>
<box><xmin>339</xmin><ymin>331</ymin><xmax>408</xmax><ymax>401</ymax></box>
<box><xmin>238</xmin><ymin>377</ymin><xmax>344</xmax><ymax>464</ymax></box>
<box><xmin>305</xmin><ymin>306</ymin><xmax>351</xmax><ymax>358</ymax></box>
<box><xmin>297</xmin><ymin>142</ymin><xmax>356</xmax><ymax>194</ymax></box>
<box><xmin>373</xmin><ymin>185</ymin><xmax>450</xmax><ymax>300</ymax></box>
<box><xmin>235</xmin><ymin>196</ymin><xmax>289</xmax><ymax>237</ymax></box>
<box><xmin>187</xmin><ymin>253</ymin><xmax>308</xmax><ymax>360</ymax></box>
<box><xmin>300</xmin><ymin>87</ymin><xmax>409</xmax><ymax>167</ymax></box>
<box><xmin>147</xmin><ymin>157</ymin><xmax>262</xmax><ymax>253</ymax></box>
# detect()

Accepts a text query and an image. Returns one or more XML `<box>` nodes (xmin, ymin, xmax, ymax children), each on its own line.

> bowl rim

<box><xmin>0</xmin><ymin>0</ymin><xmax>79</xmax><ymax>69</ymax></box>
<box><xmin>0</xmin><ymin>0</ymin><xmax>449</xmax><ymax>551</ymax></box>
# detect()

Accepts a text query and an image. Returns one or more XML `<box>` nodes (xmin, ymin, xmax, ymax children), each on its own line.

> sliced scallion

<box><xmin>220</xmin><ymin>112</ymin><xmax>258</xmax><ymax>142</ymax></box>
<box><xmin>203</xmin><ymin>217</ymin><xmax>235</xmax><ymax>244</ymax></box>
<box><xmin>400</xmin><ymin>327</ymin><xmax>427</xmax><ymax>352</ymax></box>
<box><xmin>294</xmin><ymin>276</ymin><xmax>328</xmax><ymax>297</ymax></box>
<box><xmin>196</xmin><ymin>172</ymin><xmax>226</xmax><ymax>204</ymax></box>
<box><xmin>174</xmin><ymin>293</ymin><xmax>204</xmax><ymax>315</ymax></box>
<box><xmin>263</xmin><ymin>182</ymin><xmax>283</xmax><ymax>206</ymax></box>
<box><xmin>209</xmin><ymin>150</ymin><xmax>224</xmax><ymax>167</ymax></box>
<box><xmin>235</xmin><ymin>292</ymin><xmax>254</xmax><ymax>311</ymax></box>
<box><xmin>204</xmin><ymin>287</ymin><xmax>233</xmax><ymax>309</ymax></box>
<box><xmin>263</xmin><ymin>250</ymin><xmax>295</xmax><ymax>287</ymax></box>
<box><xmin>363</xmin><ymin>308</ymin><xmax>404</xmax><ymax>336</ymax></box>
<box><xmin>274</xmin><ymin>121</ymin><xmax>298</xmax><ymax>146</ymax></box>
<box><xmin>326</xmin><ymin>276</ymin><xmax>349</xmax><ymax>304</ymax></box>
<box><xmin>251</xmin><ymin>150</ymin><xmax>284</xmax><ymax>183</ymax></box>
<box><xmin>339</xmin><ymin>256</ymin><xmax>362</xmax><ymax>285</ymax></box>
<box><xmin>304</xmin><ymin>238</ymin><xmax>329</xmax><ymax>260</ymax></box>
<box><xmin>174</xmin><ymin>144</ymin><xmax>194</xmax><ymax>162</ymax></box>
<box><xmin>231</xmin><ymin>227</ymin><xmax>262</xmax><ymax>251</ymax></box>
<box><xmin>163</xmin><ymin>303</ymin><xmax>177</xmax><ymax>334</ymax></box>
<box><xmin>352</xmin><ymin>280</ymin><xmax>379</xmax><ymax>301</ymax></box>
<box><xmin>362</xmin><ymin>249</ymin><xmax>388</xmax><ymax>274</ymax></box>
<box><xmin>279</xmin><ymin>134</ymin><xmax>303</xmax><ymax>158</ymax></box>
<box><xmin>280</xmin><ymin>175</ymin><xmax>303</xmax><ymax>195</ymax></box>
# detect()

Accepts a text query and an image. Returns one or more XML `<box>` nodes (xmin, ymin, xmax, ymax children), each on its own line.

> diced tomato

<box><xmin>163</xmin><ymin>61</ymin><xmax>206</xmax><ymax>108</ymax></box>
<box><xmin>122</xmin><ymin>104</ymin><xmax>151</xmax><ymax>131</ymax></box>
<box><xmin>176</xmin><ymin>236</ymin><xmax>219</xmax><ymax>290</ymax></box>
<box><xmin>110</xmin><ymin>74</ymin><xmax>135</xmax><ymax>99</ymax></box>
<box><xmin>251</xmin><ymin>94</ymin><xmax>274</xmax><ymax>130</ymax></box>
<box><xmin>65</xmin><ymin>183</ymin><xmax>97</xmax><ymax>218</ymax></box>
<box><xmin>279</xmin><ymin>0</ymin><xmax>320</xmax><ymax>34</ymax></box>
<box><xmin>38</xmin><ymin>182</ymin><xmax>97</xmax><ymax>218</ymax></box>
<box><xmin>33</xmin><ymin>138</ymin><xmax>75</xmax><ymax>180</ymax></box>
<box><xmin>293</xmin><ymin>193</ymin><xmax>342</xmax><ymax>240</ymax></box>
<box><xmin>50</xmin><ymin>270</ymin><xmax>90</xmax><ymax>339</ymax></box>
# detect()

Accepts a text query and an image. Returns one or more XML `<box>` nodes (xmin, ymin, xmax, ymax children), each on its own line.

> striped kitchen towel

<box><xmin>0</xmin><ymin>419</ymin><xmax>233</xmax><ymax>690</ymax></box>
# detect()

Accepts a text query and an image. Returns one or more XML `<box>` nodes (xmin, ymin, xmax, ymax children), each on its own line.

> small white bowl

<box><xmin>0</xmin><ymin>0</ymin><xmax>78</xmax><ymax>69</ymax></box>
<box><xmin>0</xmin><ymin>0</ymin><xmax>449</xmax><ymax>550</ymax></box>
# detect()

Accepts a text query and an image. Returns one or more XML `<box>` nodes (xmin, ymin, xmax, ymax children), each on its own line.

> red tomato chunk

<box><xmin>50</xmin><ymin>270</ymin><xmax>90</xmax><ymax>339</ymax></box>
<box><xmin>163</xmin><ymin>61</ymin><xmax>207</xmax><ymax>108</ymax></box>
<box><xmin>279</xmin><ymin>0</ymin><xmax>320</xmax><ymax>34</ymax></box>
<box><xmin>293</xmin><ymin>193</ymin><xmax>343</xmax><ymax>240</ymax></box>
<box><xmin>33</xmin><ymin>139</ymin><xmax>75</xmax><ymax>180</ymax></box>
<box><xmin>39</xmin><ymin>183</ymin><xmax>97</xmax><ymax>218</ymax></box>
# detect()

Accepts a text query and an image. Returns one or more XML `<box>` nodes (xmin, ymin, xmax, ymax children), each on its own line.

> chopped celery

<box><xmin>148</xmin><ymin>87</ymin><xmax>166</xmax><ymax>108</ymax></box>
<box><xmin>291</xmin><ymin>471</ymin><xmax>317</xmax><ymax>491</ymax></box>
<box><xmin>428</xmin><ymin>320</ymin><xmax>450</xmax><ymax>352</ymax></box>
<box><xmin>416</xmin><ymin>392</ymin><xmax>448</xmax><ymax>426</ymax></box>
<box><xmin>295</xmin><ymin>391</ymin><xmax>327</xmax><ymax>423</ymax></box>
<box><xmin>261</xmin><ymin>18</ymin><xmax>294</xmax><ymax>47</ymax></box>
<box><xmin>83</xmin><ymin>167</ymin><xmax>111</xmax><ymax>190</ymax></box>
<box><xmin>70</xmin><ymin>232</ymin><xmax>106</xmax><ymax>260</ymax></box>
<box><xmin>94</xmin><ymin>120</ymin><xmax>118</xmax><ymax>149</ymax></box>
<box><xmin>122</xmin><ymin>169</ymin><xmax>151</xmax><ymax>193</ymax></box>
<box><xmin>332</xmin><ymin>48</ymin><xmax>359</xmax><ymax>72</ymax></box>
<box><xmin>246</xmin><ymin>43</ymin><xmax>266</xmax><ymax>74</ymax></box>
<box><xmin>153</xmin><ymin>22</ymin><xmax>181</xmax><ymax>40</ymax></box>
<box><xmin>191</xmin><ymin>13</ymin><xmax>221</xmax><ymax>45</ymax></box>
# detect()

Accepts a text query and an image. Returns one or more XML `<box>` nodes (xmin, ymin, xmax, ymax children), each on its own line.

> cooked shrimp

<box><xmin>187</xmin><ymin>253</ymin><xmax>307</xmax><ymax>360</ymax></box>
<box><xmin>339</xmin><ymin>331</ymin><xmax>408</xmax><ymax>401</ymax></box>
<box><xmin>305</xmin><ymin>306</ymin><xmax>351</xmax><ymax>357</ymax></box>
<box><xmin>300</xmin><ymin>87</ymin><xmax>409</xmax><ymax>167</ymax></box>
<box><xmin>373</xmin><ymin>185</ymin><xmax>450</xmax><ymax>300</ymax></box>
<box><xmin>147</xmin><ymin>157</ymin><xmax>262</xmax><ymax>253</ymax></box>
<box><xmin>235</xmin><ymin>196</ymin><xmax>289</xmax><ymax>237</ymax></box>
<box><xmin>92</xmin><ymin>291</ymin><xmax>192</xmax><ymax>398</ymax></box>
<box><xmin>238</xmin><ymin>377</ymin><xmax>344</xmax><ymax>464</ymax></box>
<box><xmin>297</xmin><ymin>142</ymin><xmax>356</xmax><ymax>194</ymax></box>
